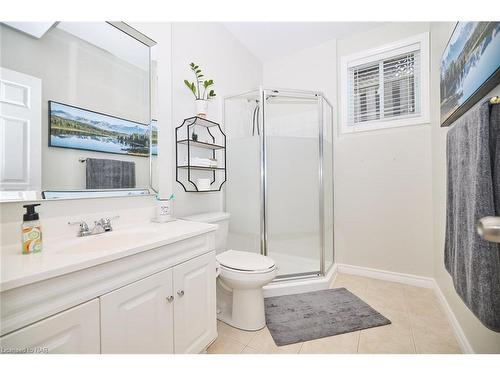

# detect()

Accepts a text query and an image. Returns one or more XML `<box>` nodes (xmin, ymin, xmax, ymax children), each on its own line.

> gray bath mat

<box><xmin>264</xmin><ymin>288</ymin><xmax>391</xmax><ymax>346</ymax></box>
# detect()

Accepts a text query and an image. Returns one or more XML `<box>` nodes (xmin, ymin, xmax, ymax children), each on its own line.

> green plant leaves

<box><xmin>184</xmin><ymin>79</ymin><xmax>197</xmax><ymax>98</ymax></box>
<box><xmin>185</xmin><ymin>63</ymin><xmax>216</xmax><ymax>100</ymax></box>
<box><xmin>203</xmin><ymin>79</ymin><xmax>214</xmax><ymax>89</ymax></box>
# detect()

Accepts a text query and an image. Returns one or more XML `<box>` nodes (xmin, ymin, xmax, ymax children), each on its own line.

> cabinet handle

<box><xmin>166</xmin><ymin>296</ymin><xmax>174</xmax><ymax>302</ymax></box>
<box><xmin>177</xmin><ymin>290</ymin><xmax>184</xmax><ymax>297</ymax></box>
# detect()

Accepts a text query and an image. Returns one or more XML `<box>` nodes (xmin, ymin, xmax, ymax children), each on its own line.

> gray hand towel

<box><xmin>85</xmin><ymin>158</ymin><xmax>136</xmax><ymax>189</ymax></box>
<box><xmin>445</xmin><ymin>101</ymin><xmax>500</xmax><ymax>332</ymax></box>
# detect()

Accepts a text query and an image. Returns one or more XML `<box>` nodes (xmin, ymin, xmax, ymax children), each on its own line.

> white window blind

<box><xmin>348</xmin><ymin>50</ymin><xmax>421</xmax><ymax>126</ymax></box>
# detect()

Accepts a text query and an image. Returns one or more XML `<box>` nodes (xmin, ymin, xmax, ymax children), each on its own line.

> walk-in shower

<box><xmin>224</xmin><ymin>88</ymin><xmax>334</xmax><ymax>282</ymax></box>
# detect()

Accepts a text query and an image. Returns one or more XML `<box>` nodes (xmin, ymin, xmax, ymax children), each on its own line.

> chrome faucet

<box><xmin>68</xmin><ymin>216</ymin><xmax>119</xmax><ymax>237</ymax></box>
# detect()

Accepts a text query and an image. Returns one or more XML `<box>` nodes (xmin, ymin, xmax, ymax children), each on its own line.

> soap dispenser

<box><xmin>22</xmin><ymin>204</ymin><xmax>42</xmax><ymax>254</ymax></box>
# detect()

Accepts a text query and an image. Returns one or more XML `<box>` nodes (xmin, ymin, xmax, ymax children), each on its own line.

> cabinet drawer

<box><xmin>0</xmin><ymin>299</ymin><xmax>100</xmax><ymax>354</ymax></box>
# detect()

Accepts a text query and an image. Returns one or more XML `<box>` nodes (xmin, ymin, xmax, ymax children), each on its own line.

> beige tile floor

<box><xmin>207</xmin><ymin>273</ymin><xmax>462</xmax><ymax>354</ymax></box>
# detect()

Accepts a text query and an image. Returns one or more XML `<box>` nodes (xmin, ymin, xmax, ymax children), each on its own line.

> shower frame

<box><xmin>223</xmin><ymin>87</ymin><xmax>334</xmax><ymax>281</ymax></box>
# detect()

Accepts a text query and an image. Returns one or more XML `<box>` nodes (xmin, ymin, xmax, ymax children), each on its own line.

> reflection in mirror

<box><xmin>0</xmin><ymin>22</ymin><xmax>156</xmax><ymax>201</ymax></box>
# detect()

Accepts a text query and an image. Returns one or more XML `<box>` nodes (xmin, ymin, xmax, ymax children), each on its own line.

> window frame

<box><xmin>340</xmin><ymin>32</ymin><xmax>430</xmax><ymax>134</ymax></box>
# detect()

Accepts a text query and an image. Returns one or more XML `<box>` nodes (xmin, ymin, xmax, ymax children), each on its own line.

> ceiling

<box><xmin>223</xmin><ymin>22</ymin><xmax>383</xmax><ymax>62</ymax></box>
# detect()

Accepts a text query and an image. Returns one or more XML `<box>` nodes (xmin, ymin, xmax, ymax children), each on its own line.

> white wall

<box><xmin>430</xmin><ymin>22</ymin><xmax>500</xmax><ymax>353</ymax></box>
<box><xmin>264</xmin><ymin>38</ymin><xmax>337</xmax><ymax>103</ymax></box>
<box><xmin>170</xmin><ymin>23</ymin><xmax>262</xmax><ymax>217</ymax></box>
<box><xmin>334</xmin><ymin>23</ymin><xmax>434</xmax><ymax>277</ymax></box>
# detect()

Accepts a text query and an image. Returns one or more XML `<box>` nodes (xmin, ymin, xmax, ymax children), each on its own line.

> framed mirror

<box><xmin>0</xmin><ymin>22</ymin><xmax>157</xmax><ymax>201</ymax></box>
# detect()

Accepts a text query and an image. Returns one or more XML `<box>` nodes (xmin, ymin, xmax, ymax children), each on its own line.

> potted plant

<box><xmin>184</xmin><ymin>62</ymin><xmax>216</xmax><ymax>118</ymax></box>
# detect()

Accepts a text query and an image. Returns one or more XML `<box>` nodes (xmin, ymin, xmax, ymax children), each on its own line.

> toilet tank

<box><xmin>181</xmin><ymin>212</ymin><xmax>230</xmax><ymax>253</ymax></box>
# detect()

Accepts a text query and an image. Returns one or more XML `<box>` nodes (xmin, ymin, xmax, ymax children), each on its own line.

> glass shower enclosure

<box><xmin>224</xmin><ymin>88</ymin><xmax>334</xmax><ymax>280</ymax></box>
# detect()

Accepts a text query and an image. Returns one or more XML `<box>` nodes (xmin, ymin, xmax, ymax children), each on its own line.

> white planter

<box><xmin>195</xmin><ymin>99</ymin><xmax>208</xmax><ymax>118</ymax></box>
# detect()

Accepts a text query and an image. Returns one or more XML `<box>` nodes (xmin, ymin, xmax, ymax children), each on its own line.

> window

<box><xmin>341</xmin><ymin>33</ymin><xmax>429</xmax><ymax>134</ymax></box>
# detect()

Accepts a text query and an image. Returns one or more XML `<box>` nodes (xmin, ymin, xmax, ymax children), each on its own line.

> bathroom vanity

<box><xmin>0</xmin><ymin>220</ymin><xmax>218</xmax><ymax>354</ymax></box>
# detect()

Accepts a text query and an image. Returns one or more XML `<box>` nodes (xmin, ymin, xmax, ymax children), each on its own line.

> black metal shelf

<box><xmin>177</xmin><ymin>139</ymin><xmax>225</xmax><ymax>150</ymax></box>
<box><xmin>175</xmin><ymin>117</ymin><xmax>227</xmax><ymax>192</ymax></box>
<box><xmin>177</xmin><ymin>165</ymin><xmax>225</xmax><ymax>171</ymax></box>
<box><xmin>182</xmin><ymin>116</ymin><xmax>221</xmax><ymax>128</ymax></box>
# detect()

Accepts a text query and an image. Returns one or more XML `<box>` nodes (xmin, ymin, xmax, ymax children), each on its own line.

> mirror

<box><xmin>0</xmin><ymin>22</ymin><xmax>156</xmax><ymax>201</ymax></box>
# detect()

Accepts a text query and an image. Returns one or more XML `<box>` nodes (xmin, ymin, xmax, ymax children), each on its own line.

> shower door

<box><xmin>263</xmin><ymin>89</ymin><xmax>322</xmax><ymax>277</ymax></box>
<box><xmin>224</xmin><ymin>90</ymin><xmax>262</xmax><ymax>255</ymax></box>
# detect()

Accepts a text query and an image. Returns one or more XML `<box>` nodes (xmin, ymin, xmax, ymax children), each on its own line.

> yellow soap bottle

<box><xmin>21</xmin><ymin>204</ymin><xmax>42</xmax><ymax>254</ymax></box>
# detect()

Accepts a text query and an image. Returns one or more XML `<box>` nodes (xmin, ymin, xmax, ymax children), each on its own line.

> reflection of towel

<box><xmin>86</xmin><ymin>158</ymin><xmax>136</xmax><ymax>189</ymax></box>
<box><xmin>445</xmin><ymin>101</ymin><xmax>500</xmax><ymax>332</ymax></box>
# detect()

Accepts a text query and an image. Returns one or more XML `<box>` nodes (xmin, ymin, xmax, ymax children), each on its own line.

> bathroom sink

<box><xmin>51</xmin><ymin>226</ymin><xmax>165</xmax><ymax>255</ymax></box>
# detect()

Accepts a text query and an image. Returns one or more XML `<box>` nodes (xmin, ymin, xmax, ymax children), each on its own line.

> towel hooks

<box><xmin>79</xmin><ymin>158</ymin><xmax>88</xmax><ymax>163</ymax></box>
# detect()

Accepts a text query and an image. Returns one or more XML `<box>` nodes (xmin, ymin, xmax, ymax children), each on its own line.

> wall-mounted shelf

<box><xmin>175</xmin><ymin>116</ymin><xmax>226</xmax><ymax>192</ymax></box>
<box><xmin>177</xmin><ymin>165</ymin><xmax>225</xmax><ymax>171</ymax></box>
<box><xmin>177</xmin><ymin>139</ymin><xmax>225</xmax><ymax>150</ymax></box>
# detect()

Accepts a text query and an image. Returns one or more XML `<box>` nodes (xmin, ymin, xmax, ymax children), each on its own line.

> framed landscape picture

<box><xmin>151</xmin><ymin>119</ymin><xmax>158</xmax><ymax>156</ymax></box>
<box><xmin>440</xmin><ymin>22</ymin><xmax>500</xmax><ymax>127</ymax></box>
<box><xmin>49</xmin><ymin>101</ymin><xmax>151</xmax><ymax>156</ymax></box>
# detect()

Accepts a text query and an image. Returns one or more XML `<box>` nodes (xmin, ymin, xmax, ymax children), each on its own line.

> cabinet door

<box><xmin>100</xmin><ymin>268</ymin><xmax>174</xmax><ymax>354</ymax></box>
<box><xmin>0</xmin><ymin>299</ymin><xmax>99</xmax><ymax>354</ymax></box>
<box><xmin>173</xmin><ymin>251</ymin><xmax>216</xmax><ymax>354</ymax></box>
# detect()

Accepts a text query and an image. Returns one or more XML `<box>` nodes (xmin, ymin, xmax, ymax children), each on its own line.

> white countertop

<box><xmin>0</xmin><ymin>220</ymin><xmax>216</xmax><ymax>292</ymax></box>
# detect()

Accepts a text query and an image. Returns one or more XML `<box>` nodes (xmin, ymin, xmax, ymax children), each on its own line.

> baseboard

<box><xmin>329</xmin><ymin>263</ymin><xmax>339</xmax><ymax>286</ymax></box>
<box><xmin>432</xmin><ymin>281</ymin><xmax>474</xmax><ymax>354</ymax></box>
<box><xmin>336</xmin><ymin>263</ymin><xmax>473</xmax><ymax>354</ymax></box>
<box><xmin>336</xmin><ymin>263</ymin><xmax>435</xmax><ymax>288</ymax></box>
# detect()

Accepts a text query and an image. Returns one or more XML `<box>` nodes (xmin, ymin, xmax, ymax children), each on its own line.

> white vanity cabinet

<box><xmin>0</xmin><ymin>299</ymin><xmax>100</xmax><ymax>354</ymax></box>
<box><xmin>1</xmin><ymin>223</ymin><xmax>218</xmax><ymax>354</ymax></box>
<box><xmin>100</xmin><ymin>251</ymin><xmax>216</xmax><ymax>354</ymax></box>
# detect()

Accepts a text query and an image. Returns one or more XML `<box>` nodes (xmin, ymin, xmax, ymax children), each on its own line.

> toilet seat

<box><xmin>219</xmin><ymin>263</ymin><xmax>277</xmax><ymax>275</ymax></box>
<box><xmin>217</xmin><ymin>250</ymin><xmax>275</xmax><ymax>273</ymax></box>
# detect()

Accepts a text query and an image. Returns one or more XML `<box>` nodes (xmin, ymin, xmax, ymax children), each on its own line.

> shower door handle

<box><xmin>477</xmin><ymin>216</ymin><xmax>500</xmax><ymax>243</ymax></box>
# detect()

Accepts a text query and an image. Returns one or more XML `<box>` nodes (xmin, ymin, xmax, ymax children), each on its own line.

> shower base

<box><xmin>270</xmin><ymin>251</ymin><xmax>320</xmax><ymax>276</ymax></box>
<box><xmin>263</xmin><ymin>259</ymin><xmax>337</xmax><ymax>298</ymax></box>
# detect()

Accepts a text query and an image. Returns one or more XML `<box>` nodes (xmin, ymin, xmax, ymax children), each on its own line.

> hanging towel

<box><xmin>445</xmin><ymin>101</ymin><xmax>500</xmax><ymax>332</ymax></box>
<box><xmin>85</xmin><ymin>158</ymin><xmax>136</xmax><ymax>189</ymax></box>
<box><xmin>490</xmin><ymin>104</ymin><xmax>500</xmax><ymax>213</ymax></box>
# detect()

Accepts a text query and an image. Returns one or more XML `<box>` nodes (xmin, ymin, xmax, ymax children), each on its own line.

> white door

<box><xmin>0</xmin><ymin>67</ymin><xmax>42</xmax><ymax>196</ymax></box>
<box><xmin>0</xmin><ymin>299</ymin><xmax>100</xmax><ymax>354</ymax></box>
<box><xmin>173</xmin><ymin>251</ymin><xmax>217</xmax><ymax>354</ymax></box>
<box><xmin>100</xmin><ymin>268</ymin><xmax>174</xmax><ymax>354</ymax></box>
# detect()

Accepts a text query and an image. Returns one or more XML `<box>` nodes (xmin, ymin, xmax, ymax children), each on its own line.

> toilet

<box><xmin>182</xmin><ymin>212</ymin><xmax>277</xmax><ymax>331</ymax></box>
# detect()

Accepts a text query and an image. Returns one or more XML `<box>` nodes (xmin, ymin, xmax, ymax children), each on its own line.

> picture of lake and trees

<box><xmin>440</xmin><ymin>22</ymin><xmax>500</xmax><ymax>125</ymax></box>
<box><xmin>49</xmin><ymin>101</ymin><xmax>152</xmax><ymax>157</ymax></box>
